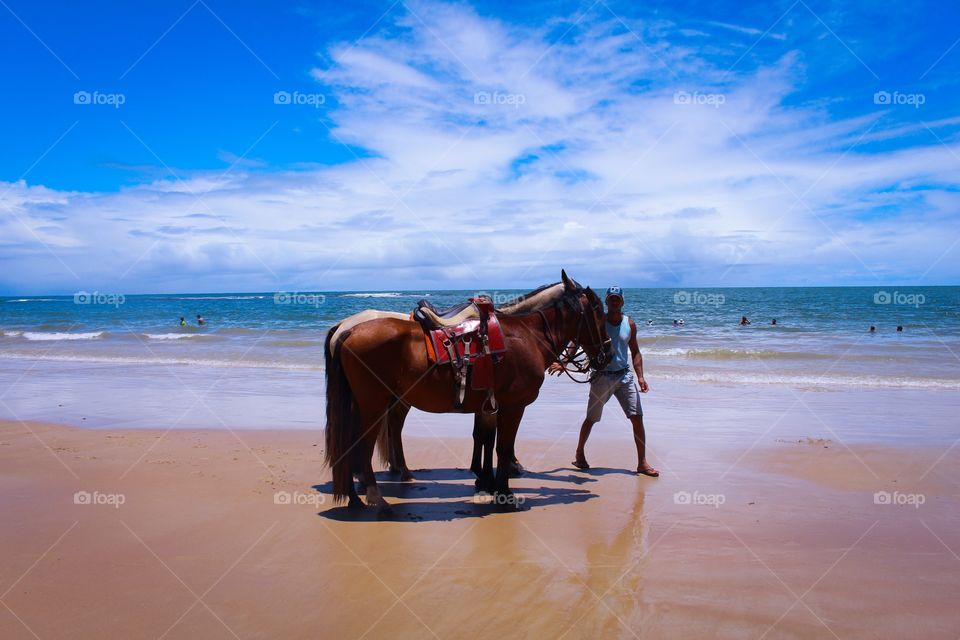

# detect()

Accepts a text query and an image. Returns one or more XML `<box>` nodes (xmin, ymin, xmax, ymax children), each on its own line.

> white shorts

<box><xmin>586</xmin><ymin>369</ymin><xmax>642</xmax><ymax>422</ymax></box>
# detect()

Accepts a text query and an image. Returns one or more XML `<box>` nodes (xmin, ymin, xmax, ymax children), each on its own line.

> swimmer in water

<box><xmin>179</xmin><ymin>317</ymin><xmax>186</xmax><ymax>326</ymax></box>
<box><xmin>771</xmin><ymin>318</ymin><xmax>777</xmax><ymax>325</ymax></box>
<box><xmin>869</xmin><ymin>325</ymin><xmax>876</xmax><ymax>333</ymax></box>
<box><xmin>740</xmin><ymin>316</ymin><xmax>751</xmax><ymax>325</ymax></box>
<box><xmin>197</xmin><ymin>314</ymin><xmax>205</xmax><ymax>326</ymax></box>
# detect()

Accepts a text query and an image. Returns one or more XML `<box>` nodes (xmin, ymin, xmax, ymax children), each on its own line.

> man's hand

<box><xmin>547</xmin><ymin>362</ymin><xmax>564</xmax><ymax>376</ymax></box>
<box><xmin>637</xmin><ymin>376</ymin><xmax>649</xmax><ymax>392</ymax></box>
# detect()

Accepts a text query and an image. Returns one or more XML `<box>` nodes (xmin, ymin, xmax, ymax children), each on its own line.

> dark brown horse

<box><xmin>324</xmin><ymin>270</ymin><xmax>610</xmax><ymax>514</ymax></box>
<box><xmin>321</xmin><ymin>313</ymin><xmax>513</xmax><ymax>488</ymax></box>
<box><xmin>383</xmin><ymin>282</ymin><xmax>596</xmax><ymax>488</ymax></box>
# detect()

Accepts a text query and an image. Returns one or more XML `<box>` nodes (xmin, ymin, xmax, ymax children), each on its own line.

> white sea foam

<box><xmin>21</xmin><ymin>331</ymin><xmax>104</xmax><ymax>341</ymax></box>
<box><xmin>0</xmin><ymin>351</ymin><xmax>320</xmax><ymax>370</ymax></box>
<box><xmin>340</xmin><ymin>292</ymin><xmax>429</xmax><ymax>298</ymax></box>
<box><xmin>0</xmin><ymin>350</ymin><xmax>954</xmax><ymax>389</ymax></box>
<box><xmin>644</xmin><ymin>347</ymin><xmax>833</xmax><ymax>360</ymax></box>
<box><xmin>171</xmin><ymin>295</ymin><xmax>266</xmax><ymax>300</ymax></box>
<box><xmin>341</xmin><ymin>292</ymin><xmax>403</xmax><ymax>298</ymax></box>
<box><xmin>652</xmin><ymin>369</ymin><xmax>960</xmax><ymax>390</ymax></box>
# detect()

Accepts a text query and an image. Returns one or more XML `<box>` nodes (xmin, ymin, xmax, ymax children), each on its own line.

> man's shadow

<box><xmin>566</xmin><ymin>467</ymin><xmax>640</xmax><ymax>477</ymax></box>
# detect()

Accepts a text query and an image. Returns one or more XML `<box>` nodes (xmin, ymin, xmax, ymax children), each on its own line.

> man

<box><xmin>548</xmin><ymin>286</ymin><xmax>659</xmax><ymax>477</ymax></box>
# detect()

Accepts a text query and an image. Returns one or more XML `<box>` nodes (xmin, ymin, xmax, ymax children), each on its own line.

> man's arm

<box><xmin>628</xmin><ymin>318</ymin><xmax>648</xmax><ymax>392</ymax></box>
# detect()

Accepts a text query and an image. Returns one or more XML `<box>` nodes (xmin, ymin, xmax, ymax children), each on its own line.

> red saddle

<box><xmin>415</xmin><ymin>297</ymin><xmax>506</xmax><ymax>409</ymax></box>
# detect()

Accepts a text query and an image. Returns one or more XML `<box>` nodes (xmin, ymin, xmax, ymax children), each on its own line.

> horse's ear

<box><xmin>561</xmin><ymin>269</ymin><xmax>575</xmax><ymax>291</ymax></box>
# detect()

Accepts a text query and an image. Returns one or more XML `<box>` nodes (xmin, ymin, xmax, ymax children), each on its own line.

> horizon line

<box><xmin>2</xmin><ymin>283</ymin><xmax>957</xmax><ymax>298</ymax></box>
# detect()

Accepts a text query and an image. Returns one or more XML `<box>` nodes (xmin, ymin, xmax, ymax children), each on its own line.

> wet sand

<box><xmin>2</xmin><ymin>419</ymin><xmax>959</xmax><ymax>639</ymax></box>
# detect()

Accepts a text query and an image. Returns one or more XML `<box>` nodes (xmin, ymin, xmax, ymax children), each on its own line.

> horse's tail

<box><xmin>324</xmin><ymin>325</ymin><xmax>359</xmax><ymax>504</ymax></box>
<box><xmin>376</xmin><ymin>406</ymin><xmax>392</xmax><ymax>469</ymax></box>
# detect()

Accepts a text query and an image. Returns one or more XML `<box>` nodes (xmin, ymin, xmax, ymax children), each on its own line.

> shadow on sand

<box><xmin>567</xmin><ymin>466</ymin><xmax>641</xmax><ymax>477</ymax></box>
<box><xmin>314</xmin><ymin>466</ymin><xmax>615</xmax><ymax>522</ymax></box>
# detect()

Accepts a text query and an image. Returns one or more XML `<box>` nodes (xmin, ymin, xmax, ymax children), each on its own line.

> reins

<box><xmin>537</xmin><ymin>295</ymin><xmax>607</xmax><ymax>384</ymax></box>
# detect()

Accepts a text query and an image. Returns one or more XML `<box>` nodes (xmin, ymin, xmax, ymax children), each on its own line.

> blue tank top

<box><xmin>605</xmin><ymin>314</ymin><xmax>631</xmax><ymax>372</ymax></box>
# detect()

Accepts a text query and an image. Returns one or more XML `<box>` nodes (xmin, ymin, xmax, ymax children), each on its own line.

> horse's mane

<box><xmin>496</xmin><ymin>279</ymin><xmax>584</xmax><ymax>316</ymax></box>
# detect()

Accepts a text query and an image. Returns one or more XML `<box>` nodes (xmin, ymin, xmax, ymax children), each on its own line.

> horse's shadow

<box><xmin>313</xmin><ymin>466</ymin><xmax>604</xmax><ymax>522</ymax></box>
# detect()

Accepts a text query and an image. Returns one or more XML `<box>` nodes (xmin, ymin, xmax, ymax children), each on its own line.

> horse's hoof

<box><xmin>348</xmin><ymin>496</ymin><xmax>364</xmax><ymax>509</ymax></box>
<box><xmin>400</xmin><ymin>471</ymin><xmax>416</xmax><ymax>482</ymax></box>
<box><xmin>509</xmin><ymin>462</ymin><xmax>526</xmax><ymax>478</ymax></box>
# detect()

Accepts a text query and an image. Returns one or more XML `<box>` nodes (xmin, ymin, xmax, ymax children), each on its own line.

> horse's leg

<box><xmin>494</xmin><ymin>405</ymin><xmax>525</xmax><ymax>510</ymax></box>
<box><xmin>470</xmin><ymin>414</ymin><xmax>483</xmax><ymax>479</ymax></box>
<box><xmin>388</xmin><ymin>402</ymin><xmax>415</xmax><ymax>481</ymax></box>
<box><xmin>359</xmin><ymin>405</ymin><xmax>393</xmax><ymax>516</ymax></box>
<box><xmin>508</xmin><ymin>436</ymin><xmax>525</xmax><ymax>478</ymax></box>
<box><xmin>347</xmin><ymin>475</ymin><xmax>363</xmax><ymax>509</ymax></box>
<box><xmin>472</xmin><ymin>412</ymin><xmax>496</xmax><ymax>494</ymax></box>
<box><xmin>481</xmin><ymin>414</ymin><xmax>496</xmax><ymax>494</ymax></box>
<box><xmin>387</xmin><ymin>403</ymin><xmax>401</xmax><ymax>475</ymax></box>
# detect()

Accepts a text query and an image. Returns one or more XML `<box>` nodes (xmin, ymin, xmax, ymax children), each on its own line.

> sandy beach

<box><xmin>2</xmin><ymin>405</ymin><xmax>958</xmax><ymax>639</ymax></box>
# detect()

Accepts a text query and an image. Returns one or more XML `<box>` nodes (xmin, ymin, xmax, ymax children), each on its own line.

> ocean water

<box><xmin>1</xmin><ymin>286</ymin><xmax>957</xmax><ymax>390</ymax></box>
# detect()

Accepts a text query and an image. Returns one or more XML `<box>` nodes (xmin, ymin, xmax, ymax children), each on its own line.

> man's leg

<box><xmin>575</xmin><ymin>376</ymin><xmax>611</xmax><ymax>469</ymax></box>
<box><xmin>574</xmin><ymin>418</ymin><xmax>596</xmax><ymax>468</ymax></box>
<box><xmin>614</xmin><ymin>376</ymin><xmax>659</xmax><ymax>477</ymax></box>
<box><xmin>629</xmin><ymin>414</ymin><xmax>658</xmax><ymax>477</ymax></box>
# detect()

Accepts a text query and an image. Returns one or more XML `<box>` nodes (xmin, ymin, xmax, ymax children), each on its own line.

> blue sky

<box><xmin>1</xmin><ymin>0</ymin><xmax>959</xmax><ymax>294</ymax></box>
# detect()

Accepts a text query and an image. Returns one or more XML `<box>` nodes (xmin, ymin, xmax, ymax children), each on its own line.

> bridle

<box><xmin>537</xmin><ymin>291</ymin><xmax>611</xmax><ymax>384</ymax></box>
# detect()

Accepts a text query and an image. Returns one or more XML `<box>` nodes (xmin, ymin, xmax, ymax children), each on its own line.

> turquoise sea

<box><xmin>1</xmin><ymin>285</ymin><xmax>957</xmax><ymax>387</ymax></box>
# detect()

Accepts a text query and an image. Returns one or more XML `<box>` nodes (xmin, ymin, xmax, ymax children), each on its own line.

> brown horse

<box><xmin>324</xmin><ymin>270</ymin><xmax>610</xmax><ymax>514</ymax></box>
<box><xmin>382</xmin><ymin>283</ymin><xmax>594</xmax><ymax>487</ymax></box>
<box><xmin>323</xmin><ymin>313</ymin><xmax>509</xmax><ymax>486</ymax></box>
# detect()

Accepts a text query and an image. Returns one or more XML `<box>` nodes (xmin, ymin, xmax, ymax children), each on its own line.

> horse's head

<box><xmin>561</xmin><ymin>270</ymin><xmax>612</xmax><ymax>370</ymax></box>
